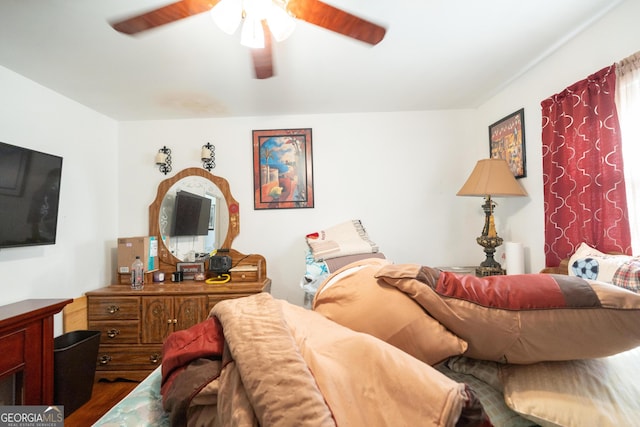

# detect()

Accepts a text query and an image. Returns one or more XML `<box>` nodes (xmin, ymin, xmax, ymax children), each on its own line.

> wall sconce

<box><xmin>155</xmin><ymin>146</ymin><xmax>172</xmax><ymax>175</ymax></box>
<box><xmin>201</xmin><ymin>143</ymin><xmax>216</xmax><ymax>171</ymax></box>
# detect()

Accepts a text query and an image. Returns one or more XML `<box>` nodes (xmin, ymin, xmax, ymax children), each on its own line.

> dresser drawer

<box><xmin>230</xmin><ymin>271</ymin><xmax>258</xmax><ymax>282</ymax></box>
<box><xmin>96</xmin><ymin>344</ymin><xmax>163</xmax><ymax>370</ymax></box>
<box><xmin>88</xmin><ymin>296</ymin><xmax>139</xmax><ymax>320</ymax></box>
<box><xmin>89</xmin><ymin>320</ymin><xmax>139</xmax><ymax>344</ymax></box>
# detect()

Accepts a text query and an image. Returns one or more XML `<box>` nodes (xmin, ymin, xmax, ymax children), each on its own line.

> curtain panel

<box><xmin>541</xmin><ymin>65</ymin><xmax>631</xmax><ymax>267</ymax></box>
<box><xmin>615</xmin><ymin>51</ymin><xmax>640</xmax><ymax>254</ymax></box>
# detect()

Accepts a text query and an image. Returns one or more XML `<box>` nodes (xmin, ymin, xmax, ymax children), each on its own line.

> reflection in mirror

<box><xmin>149</xmin><ymin>168</ymin><xmax>239</xmax><ymax>268</ymax></box>
<box><xmin>159</xmin><ymin>176</ymin><xmax>228</xmax><ymax>261</ymax></box>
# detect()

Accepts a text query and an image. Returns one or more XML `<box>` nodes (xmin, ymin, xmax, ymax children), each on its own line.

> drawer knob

<box><xmin>106</xmin><ymin>329</ymin><xmax>120</xmax><ymax>339</ymax></box>
<box><xmin>99</xmin><ymin>355</ymin><xmax>112</xmax><ymax>365</ymax></box>
<box><xmin>107</xmin><ymin>305</ymin><xmax>120</xmax><ymax>315</ymax></box>
<box><xmin>150</xmin><ymin>353</ymin><xmax>161</xmax><ymax>364</ymax></box>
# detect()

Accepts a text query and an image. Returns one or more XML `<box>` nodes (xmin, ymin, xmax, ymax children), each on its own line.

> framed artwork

<box><xmin>252</xmin><ymin>128</ymin><xmax>314</xmax><ymax>210</ymax></box>
<box><xmin>176</xmin><ymin>262</ymin><xmax>205</xmax><ymax>280</ymax></box>
<box><xmin>489</xmin><ymin>108</ymin><xmax>526</xmax><ymax>178</ymax></box>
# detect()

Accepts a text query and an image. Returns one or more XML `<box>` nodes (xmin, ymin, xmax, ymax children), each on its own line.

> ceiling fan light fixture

<box><xmin>267</xmin><ymin>3</ymin><xmax>296</xmax><ymax>42</ymax></box>
<box><xmin>211</xmin><ymin>0</ymin><xmax>295</xmax><ymax>45</ymax></box>
<box><xmin>242</xmin><ymin>0</ymin><xmax>271</xmax><ymax>18</ymax></box>
<box><xmin>240</xmin><ymin>15</ymin><xmax>265</xmax><ymax>48</ymax></box>
<box><xmin>210</xmin><ymin>0</ymin><xmax>243</xmax><ymax>35</ymax></box>
<box><xmin>111</xmin><ymin>0</ymin><xmax>386</xmax><ymax>80</ymax></box>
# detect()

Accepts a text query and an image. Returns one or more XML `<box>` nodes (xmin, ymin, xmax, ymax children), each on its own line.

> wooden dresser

<box><xmin>86</xmin><ymin>279</ymin><xmax>270</xmax><ymax>381</ymax></box>
<box><xmin>93</xmin><ymin>168</ymin><xmax>271</xmax><ymax>381</ymax></box>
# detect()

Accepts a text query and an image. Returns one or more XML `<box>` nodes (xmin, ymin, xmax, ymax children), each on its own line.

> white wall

<box><xmin>0</xmin><ymin>66</ymin><xmax>118</xmax><ymax>333</ymax></box>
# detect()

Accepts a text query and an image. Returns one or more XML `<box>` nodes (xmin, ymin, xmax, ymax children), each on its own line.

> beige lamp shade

<box><xmin>457</xmin><ymin>159</ymin><xmax>527</xmax><ymax>197</ymax></box>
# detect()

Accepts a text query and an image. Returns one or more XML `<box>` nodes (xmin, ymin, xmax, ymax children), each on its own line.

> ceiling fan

<box><xmin>110</xmin><ymin>0</ymin><xmax>386</xmax><ymax>79</ymax></box>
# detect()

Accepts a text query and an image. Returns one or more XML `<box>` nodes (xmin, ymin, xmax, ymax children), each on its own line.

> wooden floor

<box><xmin>64</xmin><ymin>379</ymin><xmax>139</xmax><ymax>426</ymax></box>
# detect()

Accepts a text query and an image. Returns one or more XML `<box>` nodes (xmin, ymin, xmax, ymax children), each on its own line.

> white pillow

<box><xmin>568</xmin><ymin>242</ymin><xmax>631</xmax><ymax>282</ymax></box>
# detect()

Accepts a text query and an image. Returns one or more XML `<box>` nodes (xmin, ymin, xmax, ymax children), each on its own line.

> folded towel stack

<box><xmin>305</xmin><ymin>219</ymin><xmax>379</xmax><ymax>261</ymax></box>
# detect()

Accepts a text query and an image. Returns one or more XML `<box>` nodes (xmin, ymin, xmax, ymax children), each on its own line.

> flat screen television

<box><xmin>0</xmin><ymin>142</ymin><xmax>63</xmax><ymax>249</ymax></box>
<box><xmin>171</xmin><ymin>190</ymin><xmax>212</xmax><ymax>236</ymax></box>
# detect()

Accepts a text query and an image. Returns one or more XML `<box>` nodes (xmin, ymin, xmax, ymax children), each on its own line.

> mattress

<box><xmin>92</xmin><ymin>366</ymin><xmax>169</xmax><ymax>427</ymax></box>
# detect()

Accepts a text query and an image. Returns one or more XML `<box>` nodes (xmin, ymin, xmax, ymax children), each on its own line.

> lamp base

<box><xmin>476</xmin><ymin>266</ymin><xmax>506</xmax><ymax>277</ymax></box>
<box><xmin>474</xmin><ymin>196</ymin><xmax>506</xmax><ymax>277</ymax></box>
<box><xmin>476</xmin><ymin>235</ymin><xmax>505</xmax><ymax>272</ymax></box>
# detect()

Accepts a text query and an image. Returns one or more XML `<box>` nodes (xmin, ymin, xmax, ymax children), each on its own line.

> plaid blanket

<box><xmin>612</xmin><ymin>259</ymin><xmax>640</xmax><ymax>292</ymax></box>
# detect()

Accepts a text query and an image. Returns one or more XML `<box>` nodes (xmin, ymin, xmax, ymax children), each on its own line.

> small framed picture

<box><xmin>176</xmin><ymin>262</ymin><xmax>205</xmax><ymax>280</ymax></box>
<box><xmin>489</xmin><ymin>108</ymin><xmax>526</xmax><ymax>178</ymax></box>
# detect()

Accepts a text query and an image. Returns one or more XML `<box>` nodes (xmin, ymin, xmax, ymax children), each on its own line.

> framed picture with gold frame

<box><xmin>489</xmin><ymin>108</ymin><xmax>526</xmax><ymax>178</ymax></box>
<box><xmin>252</xmin><ymin>128</ymin><xmax>314</xmax><ymax>210</ymax></box>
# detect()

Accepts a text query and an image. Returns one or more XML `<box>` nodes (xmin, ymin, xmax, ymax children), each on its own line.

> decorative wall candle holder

<box><xmin>155</xmin><ymin>146</ymin><xmax>172</xmax><ymax>175</ymax></box>
<box><xmin>201</xmin><ymin>142</ymin><xmax>215</xmax><ymax>171</ymax></box>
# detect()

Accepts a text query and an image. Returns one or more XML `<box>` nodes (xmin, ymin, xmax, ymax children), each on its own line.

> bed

<box><xmin>93</xmin><ymin>242</ymin><xmax>640</xmax><ymax>427</ymax></box>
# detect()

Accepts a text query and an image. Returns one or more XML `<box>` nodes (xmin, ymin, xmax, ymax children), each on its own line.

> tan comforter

<box><xmin>163</xmin><ymin>292</ymin><xmax>477</xmax><ymax>427</ymax></box>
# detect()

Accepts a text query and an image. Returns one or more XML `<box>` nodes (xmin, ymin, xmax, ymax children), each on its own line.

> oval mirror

<box><xmin>149</xmin><ymin>168</ymin><xmax>239</xmax><ymax>267</ymax></box>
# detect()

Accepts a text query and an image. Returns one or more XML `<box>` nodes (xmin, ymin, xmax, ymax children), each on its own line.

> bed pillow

<box><xmin>568</xmin><ymin>242</ymin><xmax>640</xmax><ymax>292</ymax></box>
<box><xmin>313</xmin><ymin>258</ymin><xmax>468</xmax><ymax>365</ymax></box>
<box><xmin>376</xmin><ymin>263</ymin><xmax>640</xmax><ymax>364</ymax></box>
<box><xmin>612</xmin><ymin>259</ymin><xmax>640</xmax><ymax>292</ymax></box>
<box><xmin>500</xmin><ymin>346</ymin><xmax>640</xmax><ymax>427</ymax></box>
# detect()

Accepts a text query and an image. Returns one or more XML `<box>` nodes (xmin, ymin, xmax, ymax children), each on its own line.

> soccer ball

<box><xmin>572</xmin><ymin>257</ymin><xmax>599</xmax><ymax>280</ymax></box>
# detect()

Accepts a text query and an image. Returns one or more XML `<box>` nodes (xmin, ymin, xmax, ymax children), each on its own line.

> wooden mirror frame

<box><xmin>149</xmin><ymin>168</ymin><xmax>240</xmax><ymax>270</ymax></box>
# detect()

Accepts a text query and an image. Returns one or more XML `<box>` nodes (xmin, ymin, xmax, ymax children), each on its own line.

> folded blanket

<box><xmin>164</xmin><ymin>292</ymin><xmax>483</xmax><ymax>427</ymax></box>
<box><xmin>375</xmin><ymin>264</ymin><xmax>640</xmax><ymax>363</ymax></box>
<box><xmin>324</xmin><ymin>252</ymin><xmax>386</xmax><ymax>272</ymax></box>
<box><xmin>306</xmin><ymin>219</ymin><xmax>379</xmax><ymax>261</ymax></box>
<box><xmin>161</xmin><ymin>317</ymin><xmax>224</xmax><ymax>426</ymax></box>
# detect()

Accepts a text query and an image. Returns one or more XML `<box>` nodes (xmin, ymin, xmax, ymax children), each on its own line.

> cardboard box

<box><xmin>117</xmin><ymin>236</ymin><xmax>158</xmax><ymax>274</ymax></box>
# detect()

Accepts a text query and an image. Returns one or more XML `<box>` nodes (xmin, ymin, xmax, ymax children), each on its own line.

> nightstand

<box><xmin>476</xmin><ymin>266</ymin><xmax>506</xmax><ymax>277</ymax></box>
<box><xmin>436</xmin><ymin>266</ymin><xmax>478</xmax><ymax>276</ymax></box>
<box><xmin>436</xmin><ymin>266</ymin><xmax>506</xmax><ymax>277</ymax></box>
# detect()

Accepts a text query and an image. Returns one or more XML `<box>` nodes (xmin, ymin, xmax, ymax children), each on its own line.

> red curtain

<box><xmin>541</xmin><ymin>65</ymin><xmax>631</xmax><ymax>267</ymax></box>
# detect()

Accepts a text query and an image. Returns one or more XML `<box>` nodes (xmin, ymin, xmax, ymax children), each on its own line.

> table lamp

<box><xmin>457</xmin><ymin>158</ymin><xmax>527</xmax><ymax>276</ymax></box>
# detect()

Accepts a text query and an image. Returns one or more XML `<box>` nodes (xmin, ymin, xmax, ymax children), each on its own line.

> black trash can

<box><xmin>53</xmin><ymin>330</ymin><xmax>101</xmax><ymax>417</ymax></box>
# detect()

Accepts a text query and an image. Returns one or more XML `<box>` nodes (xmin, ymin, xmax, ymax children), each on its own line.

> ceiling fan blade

<box><xmin>287</xmin><ymin>0</ymin><xmax>386</xmax><ymax>45</ymax></box>
<box><xmin>111</xmin><ymin>0</ymin><xmax>220</xmax><ymax>35</ymax></box>
<box><xmin>250</xmin><ymin>21</ymin><xmax>274</xmax><ymax>79</ymax></box>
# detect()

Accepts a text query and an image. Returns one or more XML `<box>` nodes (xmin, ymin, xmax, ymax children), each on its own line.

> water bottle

<box><xmin>131</xmin><ymin>256</ymin><xmax>144</xmax><ymax>290</ymax></box>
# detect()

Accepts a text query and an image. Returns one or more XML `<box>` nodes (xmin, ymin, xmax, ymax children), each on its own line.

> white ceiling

<box><xmin>0</xmin><ymin>0</ymin><xmax>624</xmax><ymax>121</ymax></box>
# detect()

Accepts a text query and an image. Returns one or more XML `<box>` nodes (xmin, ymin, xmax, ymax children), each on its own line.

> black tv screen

<box><xmin>0</xmin><ymin>142</ymin><xmax>63</xmax><ymax>249</ymax></box>
<box><xmin>171</xmin><ymin>191</ymin><xmax>211</xmax><ymax>236</ymax></box>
